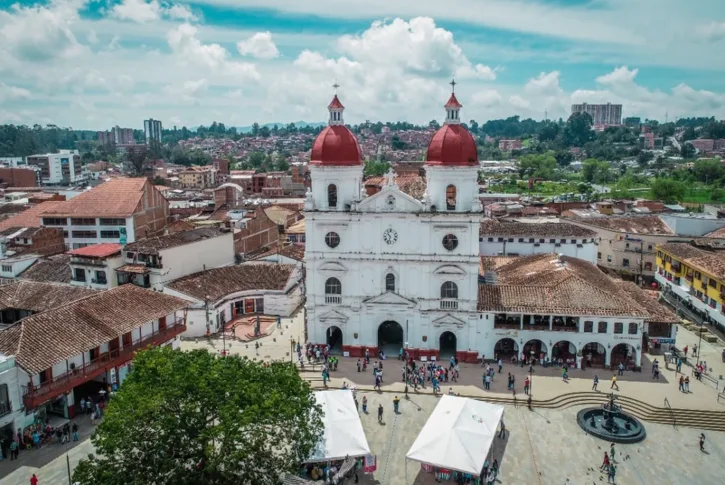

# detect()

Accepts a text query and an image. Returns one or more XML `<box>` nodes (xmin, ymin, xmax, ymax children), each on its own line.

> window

<box><xmin>584</xmin><ymin>321</ymin><xmax>593</xmax><ymax>332</ymax></box>
<box><xmin>644</xmin><ymin>262</ymin><xmax>653</xmax><ymax>271</ymax></box>
<box><xmin>446</xmin><ymin>185</ymin><xmax>457</xmax><ymax>210</ymax></box>
<box><xmin>549</xmin><ymin>239</ymin><xmax>555</xmax><ymax>243</ymax></box>
<box><xmin>442</xmin><ymin>234</ymin><xmax>458</xmax><ymax>251</ymax></box>
<box><xmin>507</xmin><ymin>238</ymin><xmax>514</xmax><ymax>243</ymax></box>
<box><xmin>1</xmin><ymin>265</ymin><xmax>12</xmax><ymax>273</ymax></box>
<box><xmin>622</xmin><ymin>259</ymin><xmax>630</xmax><ymax>268</ymax></box>
<box><xmin>647</xmin><ymin>244</ymin><xmax>653</xmax><ymax>251</ymax></box>
<box><xmin>99</xmin><ymin>218</ymin><xmax>126</xmax><ymax>226</ymax></box>
<box><xmin>597</xmin><ymin>252</ymin><xmax>602</xmax><ymax>260</ymax></box>
<box><xmin>628</xmin><ymin>322</ymin><xmax>639</xmax><ymax>335</ymax></box>
<box><xmin>607</xmin><ymin>255</ymin><xmax>612</xmax><ymax>262</ymax></box>
<box><xmin>42</xmin><ymin>217</ymin><xmax>67</xmax><ymax>226</ymax></box>
<box><xmin>325</xmin><ymin>232</ymin><xmax>340</xmax><ymax>248</ymax></box>
<box><xmin>694</xmin><ymin>271</ymin><xmax>701</xmax><ymax>279</ymax></box>
<box><xmin>497</xmin><ymin>238</ymin><xmax>504</xmax><ymax>242</ymax></box>
<box><xmin>487</xmin><ymin>238</ymin><xmax>494</xmax><ymax>242</ymax></box>
<box><xmin>709</xmin><ymin>278</ymin><xmax>717</xmax><ymax>288</ymax></box>
<box><xmin>570</xmin><ymin>239</ymin><xmax>576</xmax><ymax>244</ymax></box>
<box><xmin>101</xmin><ymin>230</ymin><xmax>121</xmax><ymax>239</ymax></box>
<box><xmin>0</xmin><ymin>383</ymin><xmax>9</xmax><ymax>415</ymax></box>
<box><xmin>560</xmin><ymin>239</ymin><xmax>566</xmax><ymax>243</ymax></box>
<box><xmin>327</xmin><ymin>184</ymin><xmax>338</xmax><ymax>208</ymax></box>
<box><xmin>441</xmin><ymin>281</ymin><xmax>458</xmax><ymax>299</ymax></box>
<box><xmin>63</xmin><ymin>231</ymin><xmax>68</xmax><ymax>238</ymax></box>
<box><xmin>614</xmin><ymin>322</ymin><xmax>623</xmax><ymax>334</ymax></box>
<box><xmin>598</xmin><ymin>321</ymin><xmax>607</xmax><ymax>333</ymax></box>
<box><xmin>385</xmin><ymin>273</ymin><xmax>395</xmax><ymax>292</ymax></box>
<box><xmin>95</xmin><ymin>270</ymin><xmax>107</xmax><ymax>284</ymax></box>
<box><xmin>529</xmin><ymin>238</ymin><xmax>534</xmax><ymax>243</ymax></box>
<box><xmin>72</xmin><ymin>230</ymin><xmax>97</xmax><ymax>238</ymax></box>
<box><xmin>539</xmin><ymin>239</ymin><xmax>544</xmax><ymax>243</ymax></box>
<box><xmin>74</xmin><ymin>268</ymin><xmax>86</xmax><ymax>282</ymax></box>
<box><xmin>657</xmin><ymin>251</ymin><xmax>663</xmax><ymax>258</ymax></box>
<box><xmin>385</xmin><ymin>195</ymin><xmax>396</xmax><ymax>210</ymax></box>
<box><xmin>71</xmin><ymin>218</ymin><xmax>96</xmax><ymax>225</ymax></box>
<box><xmin>518</xmin><ymin>238</ymin><xmax>524</xmax><ymax>243</ymax></box>
<box><xmin>325</xmin><ymin>277</ymin><xmax>342</xmax><ymax>295</ymax></box>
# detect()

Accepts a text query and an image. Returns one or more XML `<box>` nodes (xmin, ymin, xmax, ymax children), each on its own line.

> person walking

<box><xmin>610</xmin><ymin>374</ymin><xmax>619</xmax><ymax>391</ymax></box>
<box><xmin>684</xmin><ymin>376</ymin><xmax>690</xmax><ymax>392</ymax></box>
<box><xmin>72</xmin><ymin>422</ymin><xmax>79</xmax><ymax>442</ymax></box>
<box><xmin>497</xmin><ymin>358</ymin><xmax>503</xmax><ymax>374</ymax></box>
<box><xmin>362</xmin><ymin>395</ymin><xmax>368</xmax><ymax>414</ymax></box>
<box><xmin>377</xmin><ymin>404</ymin><xmax>384</xmax><ymax>424</ymax></box>
<box><xmin>617</xmin><ymin>362</ymin><xmax>624</xmax><ymax>376</ymax></box>
<box><xmin>393</xmin><ymin>395</ymin><xmax>400</xmax><ymax>414</ymax></box>
<box><xmin>357</xmin><ymin>359</ymin><xmax>361</xmax><ymax>372</ymax></box>
<box><xmin>507</xmin><ymin>373</ymin><xmax>513</xmax><ymax>390</ymax></box>
<box><xmin>498</xmin><ymin>420</ymin><xmax>506</xmax><ymax>439</ymax></box>
<box><xmin>699</xmin><ymin>433</ymin><xmax>706</xmax><ymax>452</ymax></box>
<box><xmin>676</xmin><ymin>357</ymin><xmax>682</xmax><ymax>373</ymax></box>
<box><xmin>30</xmin><ymin>474</ymin><xmax>38</xmax><ymax>485</ymax></box>
<box><xmin>592</xmin><ymin>375</ymin><xmax>599</xmax><ymax>391</ymax></box>
<box><xmin>524</xmin><ymin>376</ymin><xmax>530</xmax><ymax>395</ymax></box>
<box><xmin>600</xmin><ymin>451</ymin><xmax>610</xmax><ymax>471</ymax></box>
<box><xmin>610</xmin><ymin>443</ymin><xmax>616</xmax><ymax>463</ymax></box>
<box><xmin>9</xmin><ymin>439</ymin><xmax>18</xmax><ymax>460</ymax></box>
<box><xmin>607</xmin><ymin>463</ymin><xmax>616</xmax><ymax>484</ymax></box>
<box><xmin>679</xmin><ymin>375</ymin><xmax>685</xmax><ymax>392</ymax></box>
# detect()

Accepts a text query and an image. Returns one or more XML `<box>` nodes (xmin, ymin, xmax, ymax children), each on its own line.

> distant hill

<box><xmin>235</xmin><ymin>121</ymin><xmax>325</xmax><ymax>133</ymax></box>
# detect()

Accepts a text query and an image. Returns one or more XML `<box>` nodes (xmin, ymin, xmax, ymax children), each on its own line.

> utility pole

<box><xmin>639</xmin><ymin>241</ymin><xmax>644</xmax><ymax>287</ymax></box>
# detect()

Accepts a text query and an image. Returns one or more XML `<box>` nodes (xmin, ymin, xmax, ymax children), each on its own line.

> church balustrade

<box><xmin>325</xmin><ymin>295</ymin><xmax>342</xmax><ymax>305</ymax></box>
<box><xmin>440</xmin><ymin>299</ymin><xmax>458</xmax><ymax>310</ymax></box>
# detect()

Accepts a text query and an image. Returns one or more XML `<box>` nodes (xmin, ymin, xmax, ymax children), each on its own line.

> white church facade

<box><xmin>304</xmin><ymin>88</ymin><xmax>659</xmax><ymax>368</ymax></box>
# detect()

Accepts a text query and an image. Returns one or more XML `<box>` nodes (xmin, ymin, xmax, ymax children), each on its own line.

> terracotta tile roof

<box><xmin>252</xmin><ymin>244</ymin><xmax>305</xmax><ymax>262</ymax></box>
<box><xmin>66</xmin><ymin>243</ymin><xmax>122</xmax><ymax>259</ymax></box>
<box><xmin>572</xmin><ymin>215</ymin><xmax>674</xmax><ymax>235</ymax></box>
<box><xmin>686</xmin><ymin>254</ymin><xmax>725</xmax><ymax>281</ymax></box>
<box><xmin>286</xmin><ymin>219</ymin><xmax>305</xmax><ymax>234</ymax></box>
<box><xmin>124</xmin><ymin>227</ymin><xmax>229</xmax><ymax>254</ymax></box>
<box><xmin>18</xmin><ymin>254</ymin><xmax>73</xmax><ymax>283</ymax></box>
<box><xmin>0</xmin><ymin>284</ymin><xmax>189</xmax><ymax>374</ymax></box>
<box><xmin>0</xmin><ymin>281</ymin><xmax>97</xmax><ymax>313</ymax></box>
<box><xmin>397</xmin><ymin>175</ymin><xmax>426</xmax><ymax>200</ymax></box>
<box><xmin>615</xmin><ymin>282</ymin><xmax>679</xmax><ymax>324</ymax></box>
<box><xmin>477</xmin><ymin>254</ymin><xmax>649</xmax><ymax>317</ymax></box>
<box><xmin>41</xmin><ymin>178</ymin><xmax>153</xmax><ymax>217</ymax></box>
<box><xmin>167</xmin><ymin>263</ymin><xmax>295</xmax><ymax>302</ymax></box>
<box><xmin>705</xmin><ymin>226</ymin><xmax>725</xmax><ymax>238</ymax></box>
<box><xmin>116</xmin><ymin>264</ymin><xmax>149</xmax><ymax>274</ymax></box>
<box><xmin>480</xmin><ymin>219</ymin><xmax>598</xmax><ymax>238</ymax></box>
<box><xmin>0</xmin><ymin>201</ymin><xmax>66</xmax><ymax>231</ymax></box>
<box><xmin>263</xmin><ymin>205</ymin><xmax>295</xmax><ymax>226</ymax></box>
<box><xmin>657</xmin><ymin>243</ymin><xmax>709</xmax><ymax>260</ymax></box>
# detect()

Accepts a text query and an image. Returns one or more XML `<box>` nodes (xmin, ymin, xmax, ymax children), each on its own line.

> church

<box><xmin>304</xmin><ymin>86</ymin><xmax>660</xmax><ymax>369</ymax></box>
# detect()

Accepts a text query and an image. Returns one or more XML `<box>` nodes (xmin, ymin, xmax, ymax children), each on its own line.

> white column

<box><xmin>635</xmin><ymin>347</ymin><xmax>642</xmax><ymax>367</ymax></box>
<box><xmin>605</xmin><ymin>347</ymin><xmax>612</xmax><ymax>367</ymax></box>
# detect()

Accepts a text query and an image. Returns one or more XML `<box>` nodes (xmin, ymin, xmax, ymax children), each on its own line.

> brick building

<box><xmin>233</xmin><ymin>207</ymin><xmax>279</xmax><ymax>256</ymax></box>
<box><xmin>0</xmin><ymin>168</ymin><xmax>38</xmax><ymax>187</ymax></box>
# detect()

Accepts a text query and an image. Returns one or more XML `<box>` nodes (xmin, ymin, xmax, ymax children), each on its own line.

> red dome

<box><xmin>425</xmin><ymin>124</ymin><xmax>479</xmax><ymax>166</ymax></box>
<box><xmin>310</xmin><ymin>125</ymin><xmax>362</xmax><ymax>166</ymax></box>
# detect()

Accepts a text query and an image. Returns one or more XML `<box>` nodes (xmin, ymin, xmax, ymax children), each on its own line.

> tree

<box><xmin>554</xmin><ymin>150</ymin><xmax>573</xmax><ymax>167</ymax></box>
<box><xmin>581</xmin><ymin>158</ymin><xmax>613</xmax><ymax>184</ymax></box>
<box><xmin>693</xmin><ymin>159</ymin><xmax>725</xmax><ymax>184</ymax></box>
<box><xmin>563</xmin><ymin>112</ymin><xmax>595</xmax><ymax>147</ymax></box>
<box><xmin>125</xmin><ymin>149</ymin><xmax>148</xmax><ymax>175</ymax></box>
<box><xmin>651</xmin><ymin>178</ymin><xmax>685</xmax><ymax>203</ymax></box>
<box><xmin>517</xmin><ymin>153</ymin><xmax>557</xmax><ymax>180</ymax></box>
<box><xmin>274</xmin><ymin>155</ymin><xmax>290</xmax><ymax>172</ymax></box>
<box><xmin>681</xmin><ymin>126</ymin><xmax>697</xmax><ymax>142</ymax></box>
<box><xmin>637</xmin><ymin>150</ymin><xmax>654</xmax><ymax>166</ymax></box>
<box><xmin>680</xmin><ymin>143</ymin><xmax>696</xmax><ymax>159</ymax></box>
<box><xmin>73</xmin><ymin>347</ymin><xmax>322</xmax><ymax>485</ymax></box>
<box><xmin>364</xmin><ymin>159</ymin><xmax>390</xmax><ymax>177</ymax></box>
<box><xmin>250</xmin><ymin>122</ymin><xmax>260</xmax><ymax>136</ymax></box>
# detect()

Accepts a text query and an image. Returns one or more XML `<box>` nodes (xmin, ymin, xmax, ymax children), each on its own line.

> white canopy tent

<box><xmin>306</xmin><ymin>390</ymin><xmax>371</xmax><ymax>463</ymax></box>
<box><xmin>406</xmin><ymin>395</ymin><xmax>505</xmax><ymax>476</ymax></box>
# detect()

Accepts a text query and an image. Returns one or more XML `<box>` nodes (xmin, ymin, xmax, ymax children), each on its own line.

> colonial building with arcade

<box><xmin>304</xmin><ymin>87</ymin><xmax>673</xmax><ymax>368</ymax></box>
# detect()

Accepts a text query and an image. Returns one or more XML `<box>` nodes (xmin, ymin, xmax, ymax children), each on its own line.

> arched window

<box><xmin>328</xmin><ymin>184</ymin><xmax>338</xmax><ymax>208</ymax></box>
<box><xmin>385</xmin><ymin>273</ymin><xmax>396</xmax><ymax>292</ymax></box>
<box><xmin>440</xmin><ymin>281</ymin><xmax>458</xmax><ymax>299</ymax></box>
<box><xmin>446</xmin><ymin>184</ymin><xmax>457</xmax><ymax>210</ymax></box>
<box><xmin>628</xmin><ymin>322</ymin><xmax>639</xmax><ymax>335</ymax></box>
<box><xmin>325</xmin><ymin>277</ymin><xmax>341</xmax><ymax>295</ymax></box>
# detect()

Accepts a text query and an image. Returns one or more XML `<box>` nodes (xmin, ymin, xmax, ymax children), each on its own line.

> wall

<box><xmin>0</xmin><ymin>359</ymin><xmax>24</xmax><ymax>432</ymax></box>
<box><xmin>660</xmin><ymin>215</ymin><xmax>725</xmax><ymax>237</ymax></box>
<box><xmin>0</xmin><ymin>168</ymin><xmax>38</xmax><ymax>187</ymax></box>
<box><xmin>234</xmin><ymin>207</ymin><xmax>279</xmax><ymax>255</ymax></box>
<box><xmin>479</xmin><ymin>238</ymin><xmax>597</xmax><ymax>263</ymax></box>
<box><xmin>131</xmin><ymin>180</ymin><xmax>169</xmax><ymax>240</ymax></box>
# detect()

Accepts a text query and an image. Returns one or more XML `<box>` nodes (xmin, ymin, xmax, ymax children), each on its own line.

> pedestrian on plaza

<box><xmin>676</xmin><ymin>358</ymin><xmax>682</xmax><ymax>373</ymax></box>
<box><xmin>492</xmin><ymin>459</ymin><xmax>499</xmax><ymax>478</ymax></box>
<box><xmin>80</xmin><ymin>397</ymin><xmax>85</xmax><ymax>415</ymax></box>
<box><xmin>374</xmin><ymin>374</ymin><xmax>382</xmax><ymax>391</ymax></box>
<box><xmin>524</xmin><ymin>376</ymin><xmax>530</xmax><ymax>395</ymax></box>
<box><xmin>9</xmin><ymin>439</ymin><xmax>18</xmax><ymax>460</ymax></box>
<box><xmin>497</xmin><ymin>358</ymin><xmax>503</xmax><ymax>374</ymax></box>
<box><xmin>30</xmin><ymin>474</ymin><xmax>38</xmax><ymax>485</ymax></box>
<box><xmin>399</xmin><ymin>347</ymin><xmax>404</xmax><ymax>361</ymax></box>
<box><xmin>683</xmin><ymin>345</ymin><xmax>688</xmax><ymax>357</ymax></box>
<box><xmin>393</xmin><ymin>395</ymin><xmax>400</xmax><ymax>414</ymax></box>
<box><xmin>607</xmin><ymin>464</ymin><xmax>616</xmax><ymax>484</ymax></box>
<box><xmin>685</xmin><ymin>376</ymin><xmax>690</xmax><ymax>392</ymax></box>
<box><xmin>693</xmin><ymin>344</ymin><xmax>697</xmax><ymax>357</ymax></box>
<box><xmin>699</xmin><ymin>433</ymin><xmax>706</xmax><ymax>451</ymax></box>
<box><xmin>600</xmin><ymin>451</ymin><xmax>610</xmax><ymax>471</ymax></box>
<box><xmin>679</xmin><ymin>375</ymin><xmax>685</xmax><ymax>392</ymax></box>
<box><xmin>498</xmin><ymin>420</ymin><xmax>506</xmax><ymax>439</ymax></box>
<box><xmin>377</xmin><ymin>404</ymin><xmax>384</xmax><ymax>424</ymax></box>
<box><xmin>362</xmin><ymin>395</ymin><xmax>368</xmax><ymax>414</ymax></box>
<box><xmin>562</xmin><ymin>366</ymin><xmax>568</xmax><ymax>381</ymax></box>
<box><xmin>507</xmin><ymin>372</ymin><xmax>513</xmax><ymax>390</ymax></box>
<box><xmin>618</xmin><ymin>363</ymin><xmax>624</xmax><ymax>376</ymax></box>
<box><xmin>486</xmin><ymin>469</ymin><xmax>496</xmax><ymax>485</ymax></box>
<box><xmin>610</xmin><ymin>375</ymin><xmax>619</xmax><ymax>391</ymax></box>
<box><xmin>511</xmin><ymin>374</ymin><xmax>516</xmax><ymax>391</ymax></box>
<box><xmin>72</xmin><ymin>422</ymin><xmax>79</xmax><ymax>442</ymax></box>
<box><xmin>365</xmin><ymin>348</ymin><xmax>370</xmax><ymax>364</ymax></box>
<box><xmin>432</xmin><ymin>376</ymin><xmax>440</xmax><ymax>394</ymax></box>
<box><xmin>357</xmin><ymin>359</ymin><xmax>361</xmax><ymax>372</ymax></box>
<box><xmin>592</xmin><ymin>375</ymin><xmax>599</xmax><ymax>391</ymax></box>
<box><xmin>653</xmin><ymin>366</ymin><xmax>660</xmax><ymax>380</ymax></box>
<box><xmin>485</xmin><ymin>374</ymin><xmax>491</xmax><ymax>390</ymax></box>
<box><xmin>610</xmin><ymin>443</ymin><xmax>616</xmax><ymax>462</ymax></box>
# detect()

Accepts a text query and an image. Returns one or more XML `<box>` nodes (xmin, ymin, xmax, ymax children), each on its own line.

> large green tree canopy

<box><xmin>73</xmin><ymin>347</ymin><xmax>322</xmax><ymax>485</ymax></box>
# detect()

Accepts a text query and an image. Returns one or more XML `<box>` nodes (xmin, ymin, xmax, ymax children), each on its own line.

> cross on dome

<box><xmin>327</xmin><ymin>83</ymin><xmax>345</xmax><ymax>126</ymax></box>
<box><xmin>444</xmin><ymin>78</ymin><xmax>462</xmax><ymax>125</ymax></box>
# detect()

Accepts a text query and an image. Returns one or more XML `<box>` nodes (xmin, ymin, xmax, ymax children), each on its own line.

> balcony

<box><xmin>325</xmin><ymin>295</ymin><xmax>341</xmax><ymax>305</ymax></box>
<box><xmin>22</xmin><ymin>321</ymin><xmax>186</xmax><ymax>409</ymax></box>
<box><xmin>524</xmin><ymin>324</ymin><xmax>551</xmax><ymax>331</ymax></box>
<box><xmin>440</xmin><ymin>299</ymin><xmax>458</xmax><ymax>310</ymax></box>
<box><xmin>0</xmin><ymin>401</ymin><xmax>11</xmax><ymax>417</ymax></box>
<box><xmin>494</xmin><ymin>314</ymin><xmax>521</xmax><ymax>329</ymax></box>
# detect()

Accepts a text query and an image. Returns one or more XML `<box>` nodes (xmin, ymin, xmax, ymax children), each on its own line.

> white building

<box><xmin>68</xmin><ymin>243</ymin><xmax>124</xmax><ymax>289</ymax></box>
<box><xmin>479</xmin><ymin>219</ymin><xmax>599</xmax><ymax>263</ymax></box>
<box><xmin>26</xmin><ymin>150</ymin><xmax>85</xmax><ymax>185</ymax></box>
<box><xmin>144</xmin><ymin>119</ymin><xmax>162</xmax><ymax>145</ymax></box>
<box><xmin>164</xmin><ymin>262</ymin><xmax>303</xmax><ymax>337</ymax></box>
<box><xmin>304</xmin><ymin>88</ymin><xmax>661</xmax><ymax>368</ymax></box>
<box><xmin>0</xmin><ymin>354</ymin><xmax>24</xmax><ymax>441</ymax></box>
<box><xmin>116</xmin><ymin>227</ymin><xmax>234</xmax><ymax>291</ymax></box>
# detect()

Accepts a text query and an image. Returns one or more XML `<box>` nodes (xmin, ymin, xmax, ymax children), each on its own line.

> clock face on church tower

<box><xmin>383</xmin><ymin>228</ymin><xmax>398</xmax><ymax>245</ymax></box>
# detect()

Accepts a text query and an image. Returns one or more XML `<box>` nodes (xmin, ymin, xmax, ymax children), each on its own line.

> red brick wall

<box><xmin>132</xmin><ymin>180</ymin><xmax>169</xmax><ymax>239</ymax></box>
<box><xmin>234</xmin><ymin>207</ymin><xmax>278</xmax><ymax>255</ymax></box>
<box><xmin>0</xmin><ymin>168</ymin><xmax>37</xmax><ymax>187</ymax></box>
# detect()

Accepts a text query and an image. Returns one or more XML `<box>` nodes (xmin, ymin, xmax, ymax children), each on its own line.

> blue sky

<box><xmin>1</xmin><ymin>0</ymin><xmax>725</xmax><ymax>129</ymax></box>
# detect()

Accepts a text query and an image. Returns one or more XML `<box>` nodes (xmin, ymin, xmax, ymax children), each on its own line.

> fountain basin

<box><xmin>577</xmin><ymin>407</ymin><xmax>646</xmax><ymax>444</ymax></box>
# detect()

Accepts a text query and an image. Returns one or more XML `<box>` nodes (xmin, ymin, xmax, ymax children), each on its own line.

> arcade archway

<box><xmin>326</xmin><ymin>326</ymin><xmax>343</xmax><ymax>354</ymax></box>
<box><xmin>611</xmin><ymin>343</ymin><xmax>636</xmax><ymax>369</ymax></box>
<box><xmin>494</xmin><ymin>338</ymin><xmax>519</xmax><ymax>360</ymax></box>
<box><xmin>552</xmin><ymin>340</ymin><xmax>576</xmax><ymax>361</ymax></box>
<box><xmin>439</xmin><ymin>331</ymin><xmax>457</xmax><ymax>358</ymax></box>
<box><xmin>378</xmin><ymin>321</ymin><xmax>404</xmax><ymax>356</ymax></box>
<box><xmin>523</xmin><ymin>339</ymin><xmax>548</xmax><ymax>361</ymax></box>
<box><xmin>582</xmin><ymin>342</ymin><xmax>606</xmax><ymax>369</ymax></box>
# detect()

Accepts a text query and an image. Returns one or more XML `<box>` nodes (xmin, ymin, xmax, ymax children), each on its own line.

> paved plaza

<box><xmin>4</xmin><ymin>315</ymin><xmax>725</xmax><ymax>485</ymax></box>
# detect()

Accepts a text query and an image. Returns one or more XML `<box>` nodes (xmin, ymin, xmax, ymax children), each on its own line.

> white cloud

<box><xmin>166</xmin><ymin>4</ymin><xmax>197</xmax><ymax>21</ymax></box>
<box><xmin>111</xmin><ymin>0</ymin><xmax>162</xmax><ymax>23</ymax></box>
<box><xmin>696</xmin><ymin>21</ymin><xmax>725</xmax><ymax>42</ymax></box>
<box><xmin>596</xmin><ymin>66</ymin><xmax>639</xmax><ymax>85</ymax></box>
<box><xmin>164</xmin><ymin>78</ymin><xmax>208</xmax><ymax>102</ymax></box>
<box><xmin>167</xmin><ymin>23</ymin><xmax>259</xmax><ymax>79</ymax></box>
<box><xmin>0</xmin><ymin>82</ymin><xmax>32</xmax><ymax>102</ymax></box>
<box><xmin>524</xmin><ymin>71</ymin><xmax>563</xmax><ymax>96</ymax></box>
<box><xmin>237</xmin><ymin>31</ymin><xmax>280</xmax><ymax>59</ymax></box>
<box><xmin>456</xmin><ymin>63</ymin><xmax>498</xmax><ymax>81</ymax></box>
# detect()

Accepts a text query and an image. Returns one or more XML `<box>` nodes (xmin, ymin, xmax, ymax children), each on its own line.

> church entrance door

<box><xmin>378</xmin><ymin>321</ymin><xmax>403</xmax><ymax>357</ymax></box>
<box><xmin>326</xmin><ymin>326</ymin><xmax>343</xmax><ymax>354</ymax></box>
<box><xmin>439</xmin><ymin>331</ymin><xmax>457</xmax><ymax>358</ymax></box>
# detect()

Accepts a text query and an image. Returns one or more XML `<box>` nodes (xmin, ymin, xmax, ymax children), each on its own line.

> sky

<box><xmin>1</xmin><ymin>0</ymin><xmax>725</xmax><ymax>130</ymax></box>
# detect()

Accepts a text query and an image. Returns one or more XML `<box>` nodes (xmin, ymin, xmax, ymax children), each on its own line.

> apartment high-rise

<box><xmin>26</xmin><ymin>150</ymin><xmax>85</xmax><ymax>185</ymax></box>
<box><xmin>144</xmin><ymin>119</ymin><xmax>163</xmax><ymax>145</ymax></box>
<box><xmin>97</xmin><ymin>126</ymin><xmax>135</xmax><ymax>145</ymax></box>
<box><xmin>570</xmin><ymin>103</ymin><xmax>623</xmax><ymax>127</ymax></box>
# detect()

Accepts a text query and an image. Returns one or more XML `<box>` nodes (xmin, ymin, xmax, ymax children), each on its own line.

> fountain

<box><xmin>577</xmin><ymin>393</ymin><xmax>646</xmax><ymax>444</ymax></box>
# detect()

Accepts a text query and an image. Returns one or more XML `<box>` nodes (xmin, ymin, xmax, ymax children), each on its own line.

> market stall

<box><xmin>406</xmin><ymin>395</ymin><xmax>505</xmax><ymax>483</ymax></box>
<box><xmin>297</xmin><ymin>390</ymin><xmax>371</xmax><ymax>482</ymax></box>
